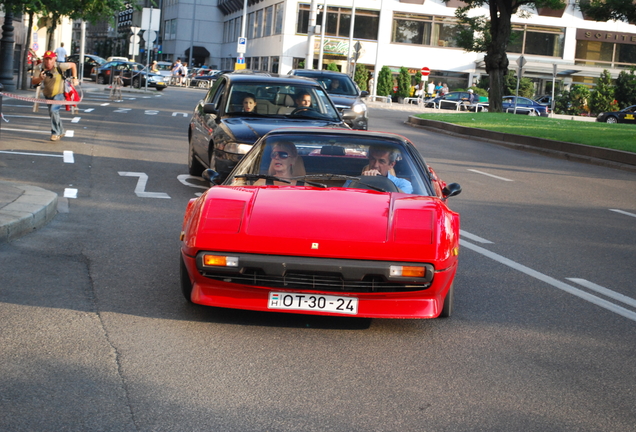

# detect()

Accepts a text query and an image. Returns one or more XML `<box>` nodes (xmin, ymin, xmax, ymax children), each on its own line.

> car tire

<box><xmin>528</xmin><ymin>110</ymin><xmax>538</xmax><ymax>116</ymax></box>
<box><xmin>132</xmin><ymin>77</ymin><xmax>140</xmax><ymax>88</ymax></box>
<box><xmin>606</xmin><ymin>116</ymin><xmax>618</xmax><ymax>124</ymax></box>
<box><xmin>198</xmin><ymin>81</ymin><xmax>207</xmax><ymax>88</ymax></box>
<box><xmin>156</xmin><ymin>87</ymin><xmax>165</xmax><ymax>91</ymax></box>
<box><xmin>188</xmin><ymin>136</ymin><xmax>205</xmax><ymax>176</ymax></box>
<box><xmin>180</xmin><ymin>254</ymin><xmax>194</xmax><ymax>303</ymax></box>
<box><xmin>97</xmin><ymin>75</ymin><xmax>105</xmax><ymax>85</ymax></box>
<box><xmin>439</xmin><ymin>282</ymin><xmax>455</xmax><ymax>318</ymax></box>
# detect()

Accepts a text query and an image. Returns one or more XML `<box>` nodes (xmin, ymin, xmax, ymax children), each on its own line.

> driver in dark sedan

<box><xmin>362</xmin><ymin>145</ymin><xmax>413</xmax><ymax>193</ymax></box>
<box><xmin>294</xmin><ymin>90</ymin><xmax>312</xmax><ymax>109</ymax></box>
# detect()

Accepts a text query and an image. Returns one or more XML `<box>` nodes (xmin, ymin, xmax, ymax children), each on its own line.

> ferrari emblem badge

<box><xmin>311</xmin><ymin>243</ymin><xmax>319</xmax><ymax>249</ymax></box>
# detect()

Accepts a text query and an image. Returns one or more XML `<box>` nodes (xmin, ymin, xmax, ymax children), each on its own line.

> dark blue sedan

<box><xmin>502</xmin><ymin>96</ymin><xmax>550</xmax><ymax>116</ymax></box>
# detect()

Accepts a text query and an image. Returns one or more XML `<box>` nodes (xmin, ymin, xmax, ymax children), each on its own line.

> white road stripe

<box><xmin>118</xmin><ymin>172</ymin><xmax>171</xmax><ymax>199</ymax></box>
<box><xmin>84</xmin><ymin>108</ymin><xmax>95</xmax><ymax>112</ymax></box>
<box><xmin>567</xmin><ymin>278</ymin><xmax>636</xmax><ymax>308</ymax></box>
<box><xmin>461</xmin><ymin>239</ymin><xmax>636</xmax><ymax>322</ymax></box>
<box><xmin>1</xmin><ymin>150</ymin><xmax>74</xmax><ymax>163</ymax></box>
<box><xmin>609</xmin><ymin>209</ymin><xmax>636</xmax><ymax>218</ymax></box>
<box><xmin>468</xmin><ymin>169</ymin><xmax>513</xmax><ymax>181</ymax></box>
<box><xmin>64</xmin><ymin>188</ymin><xmax>78</xmax><ymax>198</ymax></box>
<box><xmin>0</xmin><ymin>128</ymin><xmax>49</xmax><ymax>135</ymax></box>
<box><xmin>71</xmin><ymin>117</ymin><xmax>81</xmax><ymax>123</ymax></box>
<box><xmin>65</xmin><ymin>130</ymin><xmax>74</xmax><ymax>137</ymax></box>
<box><xmin>63</xmin><ymin>151</ymin><xmax>74</xmax><ymax>163</ymax></box>
<box><xmin>460</xmin><ymin>230</ymin><xmax>493</xmax><ymax>244</ymax></box>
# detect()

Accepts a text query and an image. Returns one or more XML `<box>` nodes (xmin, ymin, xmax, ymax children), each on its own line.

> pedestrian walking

<box><xmin>54</xmin><ymin>42</ymin><xmax>67</xmax><ymax>62</ymax></box>
<box><xmin>31</xmin><ymin>50</ymin><xmax>78</xmax><ymax>141</ymax></box>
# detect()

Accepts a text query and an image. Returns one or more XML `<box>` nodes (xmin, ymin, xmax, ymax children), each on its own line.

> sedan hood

<box><xmin>188</xmin><ymin>187</ymin><xmax>457</xmax><ymax>262</ymax></box>
<box><xmin>222</xmin><ymin>117</ymin><xmax>345</xmax><ymax>143</ymax></box>
<box><xmin>328</xmin><ymin>94</ymin><xmax>358</xmax><ymax>109</ymax></box>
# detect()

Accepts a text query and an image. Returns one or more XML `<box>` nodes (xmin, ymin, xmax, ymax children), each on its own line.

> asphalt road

<box><xmin>1</xmin><ymin>87</ymin><xmax>635</xmax><ymax>431</ymax></box>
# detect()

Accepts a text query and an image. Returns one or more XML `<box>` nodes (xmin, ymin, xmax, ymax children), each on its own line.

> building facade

<box><xmin>159</xmin><ymin>0</ymin><xmax>636</xmax><ymax>95</ymax></box>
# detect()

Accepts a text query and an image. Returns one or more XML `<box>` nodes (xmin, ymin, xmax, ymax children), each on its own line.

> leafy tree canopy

<box><xmin>452</xmin><ymin>0</ymin><xmax>565</xmax><ymax>111</ymax></box>
<box><xmin>578</xmin><ymin>0</ymin><xmax>636</xmax><ymax>25</ymax></box>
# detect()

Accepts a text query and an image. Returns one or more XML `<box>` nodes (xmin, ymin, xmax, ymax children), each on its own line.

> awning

<box><xmin>185</xmin><ymin>46</ymin><xmax>210</xmax><ymax>58</ymax></box>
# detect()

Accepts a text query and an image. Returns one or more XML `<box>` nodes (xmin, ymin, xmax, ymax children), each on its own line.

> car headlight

<box><xmin>224</xmin><ymin>143</ymin><xmax>253</xmax><ymax>154</ymax></box>
<box><xmin>352</xmin><ymin>103</ymin><xmax>367</xmax><ymax>114</ymax></box>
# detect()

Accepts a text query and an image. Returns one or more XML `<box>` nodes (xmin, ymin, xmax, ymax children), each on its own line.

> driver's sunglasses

<box><xmin>271</xmin><ymin>151</ymin><xmax>289</xmax><ymax>159</ymax></box>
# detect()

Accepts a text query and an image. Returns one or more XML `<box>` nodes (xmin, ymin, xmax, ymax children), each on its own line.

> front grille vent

<box><xmin>200</xmin><ymin>269</ymin><xmax>429</xmax><ymax>293</ymax></box>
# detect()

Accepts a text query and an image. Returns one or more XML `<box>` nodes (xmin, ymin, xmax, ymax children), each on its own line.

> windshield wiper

<box><xmin>302</xmin><ymin>174</ymin><xmax>387</xmax><ymax>192</ymax></box>
<box><xmin>234</xmin><ymin>174</ymin><xmax>291</xmax><ymax>184</ymax></box>
<box><xmin>234</xmin><ymin>174</ymin><xmax>327</xmax><ymax>188</ymax></box>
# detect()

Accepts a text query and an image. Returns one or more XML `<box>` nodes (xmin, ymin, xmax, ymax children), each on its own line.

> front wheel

<box><xmin>132</xmin><ymin>77</ymin><xmax>140</xmax><ymax>88</ymax></box>
<box><xmin>439</xmin><ymin>282</ymin><xmax>455</xmax><ymax>318</ymax></box>
<box><xmin>606</xmin><ymin>116</ymin><xmax>618</xmax><ymax>124</ymax></box>
<box><xmin>97</xmin><ymin>75</ymin><xmax>105</xmax><ymax>85</ymax></box>
<box><xmin>198</xmin><ymin>81</ymin><xmax>207</xmax><ymax>88</ymax></box>
<box><xmin>188</xmin><ymin>136</ymin><xmax>205</xmax><ymax>176</ymax></box>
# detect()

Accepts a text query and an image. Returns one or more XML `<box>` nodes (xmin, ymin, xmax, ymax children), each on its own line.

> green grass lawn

<box><xmin>414</xmin><ymin>112</ymin><xmax>636</xmax><ymax>153</ymax></box>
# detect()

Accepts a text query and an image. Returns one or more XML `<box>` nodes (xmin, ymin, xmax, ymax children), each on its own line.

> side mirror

<box><xmin>360</xmin><ymin>90</ymin><xmax>369</xmax><ymax>98</ymax></box>
<box><xmin>442</xmin><ymin>183</ymin><xmax>462</xmax><ymax>201</ymax></box>
<box><xmin>202</xmin><ymin>169</ymin><xmax>221</xmax><ymax>185</ymax></box>
<box><xmin>203</xmin><ymin>103</ymin><xmax>218</xmax><ymax>115</ymax></box>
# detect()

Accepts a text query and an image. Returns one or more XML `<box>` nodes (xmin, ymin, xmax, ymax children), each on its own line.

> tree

<box><xmin>353</xmin><ymin>63</ymin><xmax>369</xmax><ymax>91</ymax></box>
<box><xmin>452</xmin><ymin>0</ymin><xmax>565</xmax><ymax>112</ymax></box>
<box><xmin>589</xmin><ymin>69</ymin><xmax>615</xmax><ymax>114</ymax></box>
<box><xmin>614</xmin><ymin>69</ymin><xmax>636</xmax><ymax>109</ymax></box>
<box><xmin>327</xmin><ymin>62</ymin><xmax>339</xmax><ymax>72</ymax></box>
<box><xmin>578</xmin><ymin>0</ymin><xmax>636</xmax><ymax>25</ymax></box>
<box><xmin>397</xmin><ymin>67</ymin><xmax>411</xmax><ymax>99</ymax></box>
<box><xmin>503</xmin><ymin>70</ymin><xmax>534</xmax><ymax>98</ymax></box>
<box><xmin>570</xmin><ymin>84</ymin><xmax>591</xmax><ymax>115</ymax></box>
<box><xmin>377</xmin><ymin>66</ymin><xmax>393</xmax><ymax>97</ymax></box>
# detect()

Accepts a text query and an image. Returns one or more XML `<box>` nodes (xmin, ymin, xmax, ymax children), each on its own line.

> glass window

<box><xmin>524</xmin><ymin>30</ymin><xmax>564</xmax><ymax>57</ymax></box>
<box><xmin>264</xmin><ymin>6</ymin><xmax>273</xmax><ymax>37</ymax></box>
<box><xmin>261</xmin><ymin>56</ymin><xmax>269</xmax><ymax>72</ymax></box>
<box><xmin>297</xmin><ymin>5</ymin><xmax>309</xmax><ymax>34</ymax></box>
<box><xmin>274</xmin><ymin>3</ymin><xmax>284</xmax><ymax>35</ymax></box>
<box><xmin>255</xmin><ymin>9</ymin><xmax>263</xmax><ymax>38</ymax></box>
<box><xmin>616</xmin><ymin>43</ymin><xmax>636</xmax><ymax>65</ymax></box>
<box><xmin>507</xmin><ymin>28</ymin><xmax>524</xmax><ymax>53</ymax></box>
<box><xmin>271</xmin><ymin>56</ymin><xmax>280</xmax><ymax>73</ymax></box>
<box><xmin>248</xmin><ymin>13</ymin><xmax>255</xmax><ymax>39</ymax></box>
<box><xmin>432</xmin><ymin>18</ymin><xmax>461</xmax><ymax>48</ymax></box>
<box><xmin>392</xmin><ymin>19</ymin><xmax>429</xmax><ymax>45</ymax></box>
<box><xmin>575</xmin><ymin>40</ymin><xmax>613</xmax><ymax>63</ymax></box>
<box><xmin>235</xmin><ymin>17</ymin><xmax>242</xmax><ymax>41</ymax></box>
<box><xmin>353</xmin><ymin>11</ymin><xmax>379</xmax><ymax>40</ymax></box>
<box><xmin>228</xmin><ymin>19</ymin><xmax>234</xmax><ymax>44</ymax></box>
<box><xmin>252</xmin><ymin>56</ymin><xmax>260</xmax><ymax>70</ymax></box>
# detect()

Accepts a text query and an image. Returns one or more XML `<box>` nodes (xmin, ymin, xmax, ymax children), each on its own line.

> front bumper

<box><xmin>181</xmin><ymin>251</ymin><xmax>456</xmax><ymax>319</ymax></box>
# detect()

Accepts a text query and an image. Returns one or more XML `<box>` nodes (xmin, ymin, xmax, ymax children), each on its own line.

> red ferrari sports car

<box><xmin>180</xmin><ymin>128</ymin><xmax>462</xmax><ymax>319</ymax></box>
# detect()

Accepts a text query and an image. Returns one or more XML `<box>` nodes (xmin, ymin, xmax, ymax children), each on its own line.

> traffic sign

<box><xmin>421</xmin><ymin>67</ymin><xmax>430</xmax><ymax>76</ymax></box>
<box><xmin>237</xmin><ymin>37</ymin><xmax>247</xmax><ymax>54</ymax></box>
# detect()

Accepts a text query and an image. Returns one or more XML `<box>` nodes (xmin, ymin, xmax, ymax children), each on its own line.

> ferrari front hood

<box><xmin>192</xmin><ymin>186</ymin><xmax>453</xmax><ymax>261</ymax></box>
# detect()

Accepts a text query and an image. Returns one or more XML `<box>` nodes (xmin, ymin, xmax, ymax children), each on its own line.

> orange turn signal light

<box><xmin>389</xmin><ymin>265</ymin><xmax>426</xmax><ymax>278</ymax></box>
<box><xmin>202</xmin><ymin>255</ymin><xmax>238</xmax><ymax>267</ymax></box>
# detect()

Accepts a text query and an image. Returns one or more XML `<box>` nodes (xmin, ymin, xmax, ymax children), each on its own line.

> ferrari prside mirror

<box><xmin>442</xmin><ymin>183</ymin><xmax>462</xmax><ymax>201</ymax></box>
<box><xmin>202</xmin><ymin>169</ymin><xmax>221</xmax><ymax>185</ymax></box>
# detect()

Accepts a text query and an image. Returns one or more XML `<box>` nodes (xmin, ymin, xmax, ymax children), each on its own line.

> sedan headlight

<box><xmin>352</xmin><ymin>103</ymin><xmax>367</xmax><ymax>114</ymax></box>
<box><xmin>224</xmin><ymin>143</ymin><xmax>253</xmax><ymax>154</ymax></box>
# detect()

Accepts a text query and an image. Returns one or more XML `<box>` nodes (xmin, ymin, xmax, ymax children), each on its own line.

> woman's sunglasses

<box><xmin>271</xmin><ymin>151</ymin><xmax>289</xmax><ymax>159</ymax></box>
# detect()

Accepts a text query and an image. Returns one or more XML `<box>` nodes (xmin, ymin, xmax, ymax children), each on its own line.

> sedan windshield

<box><xmin>224</xmin><ymin>84</ymin><xmax>340</xmax><ymax>120</ymax></box>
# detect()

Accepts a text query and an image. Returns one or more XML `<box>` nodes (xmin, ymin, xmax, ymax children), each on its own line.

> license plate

<box><xmin>268</xmin><ymin>292</ymin><xmax>358</xmax><ymax>315</ymax></box>
<box><xmin>157</xmin><ymin>82</ymin><xmax>165</xmax><ymax>86</ymax></box>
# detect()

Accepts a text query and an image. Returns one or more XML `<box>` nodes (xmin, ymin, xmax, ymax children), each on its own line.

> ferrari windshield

<box><xmin>224</xmin><ymin>84</ymin><xmax>340</xmax><ymax>120</ymax></box>
<box><xmin>227</xmin><ymin>132</ymin><xmax>430</xmax><ymax>195</ymax></box>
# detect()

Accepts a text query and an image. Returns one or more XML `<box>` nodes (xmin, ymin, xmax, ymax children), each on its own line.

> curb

<box><xmin>406</xmin><ymin>116</ymin><xmax>636</xmax><ymax>172</ymax></box>
<box><xmin>0</xmin><ymin>181</ymin><xmax>58</xmax><ymax>243</ymax></box>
